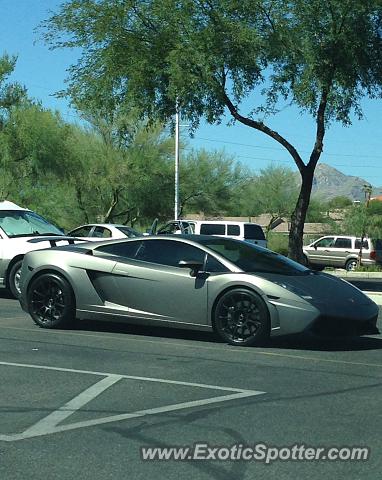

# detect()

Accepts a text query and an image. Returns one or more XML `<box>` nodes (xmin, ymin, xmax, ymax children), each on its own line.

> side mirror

<box><xmin>314</xmin><ymin>244</ymin><xmax>318</xmax><ymax>250</ymax></box>
<box><xmin>178</xmin><ymin>259</ymin><xmax>204</xmax><ymax>277</ymax></box>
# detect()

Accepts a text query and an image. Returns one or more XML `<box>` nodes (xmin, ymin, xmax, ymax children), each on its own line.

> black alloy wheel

<box><xmin>214</xmin><ymin>288</ymin><xmax>270</xmax><ymax>346</ymax></box>
<box><xmin>27</xmin><ymin>273</ymin><xmax>75</xmax><ymax>328</ymax></box>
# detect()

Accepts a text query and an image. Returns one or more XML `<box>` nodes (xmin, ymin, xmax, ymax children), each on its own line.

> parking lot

<box><xmin>1</xmin><ymin>290</ymin><xmax>382</xmax><ymax>480</ymax></box>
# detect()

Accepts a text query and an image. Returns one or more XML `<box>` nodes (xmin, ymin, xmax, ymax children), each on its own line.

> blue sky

<box><xmin>2</xmin><ymin>0</ymin><xmax>382</xmax><ymax>185</ymax></box>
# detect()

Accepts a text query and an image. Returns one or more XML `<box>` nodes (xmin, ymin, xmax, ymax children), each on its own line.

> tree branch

<box><xmin>220</xmin><ymin>86</ymin><xmax>306</xmax><ymax>173</ymax></box>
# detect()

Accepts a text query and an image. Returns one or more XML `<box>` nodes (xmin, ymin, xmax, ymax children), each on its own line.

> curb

<box><xmin>362</xmin><ymin>292</ymin><xmax>382</xmax><ymax>306</ymax></box>
<box><xmin>327</xmin><ymin>270</ymin><xmax>382</xmax><ymax>279</ymax></box>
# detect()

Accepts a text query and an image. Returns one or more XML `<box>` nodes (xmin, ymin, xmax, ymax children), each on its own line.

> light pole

<box><xmin>174</xmin><ymin>100</ymin><xmax>180</xmax><ymax>220</ymax></box>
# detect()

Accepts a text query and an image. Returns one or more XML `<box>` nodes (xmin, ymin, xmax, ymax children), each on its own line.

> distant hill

<box><xmin>309</xmin><ymin>163</ymin><xmax>382</xmax><ymax>201</ymax></box>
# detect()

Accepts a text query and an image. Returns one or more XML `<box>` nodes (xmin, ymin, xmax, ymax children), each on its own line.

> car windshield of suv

<box><xmin>0</xmin><ymin>210</ymin><xmax>63</xmax><ymax>238</ymax></box>
<box><xmin>199</xmin><ymin>238</ymin><xmax>309</xmax><ymax>275</ymax></box>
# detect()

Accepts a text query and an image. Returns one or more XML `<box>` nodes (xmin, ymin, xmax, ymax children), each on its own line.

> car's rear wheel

<box><xmin>213</xmin><ymin>288</ymin><xmax>270</xmax><ymax>346</ymax></box>
<box><xmin>27</xmin><ymin>273</ymin><xmax>75</xmax><ymax>329</ymax></box>
<box><xmin>9</xmin><ymin>259</ymin><xmax>23</xmax><ymax>299</ymax></box>
<box><xmin>345</xmin><ymin>259</ymin><xmax>358</xmax><ymax>271</ymax></box>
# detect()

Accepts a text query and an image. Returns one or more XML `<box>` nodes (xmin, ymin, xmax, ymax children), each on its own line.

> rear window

<box><xmin>355</xmin><ymin>239</ymin><xmax>369</xmax><ymax>249</ymax></box>
<box><xmin>334</xmin><ymin>238</ymin><xmax>352</xmax><ymax>248</ymax></box>
<box><xmin>244</xmin><ymin>224</ymin><xmax>266</xmax><ymax>240</ymax></box>
<box><xmin>200</xmin><ymin>223</ymin><xmax>226</xmax><ymax>235</ymax></box>
<box><xmin>117</xmin><ymin>226</ymin><xmax>141</xmax><ymax>238</ymax></box>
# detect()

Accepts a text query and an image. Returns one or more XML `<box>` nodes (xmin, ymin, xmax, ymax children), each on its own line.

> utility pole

<box><xmin>358</xmin><ymin>184</ymin><xmax>372</xmax><ymax>267</ymax></box>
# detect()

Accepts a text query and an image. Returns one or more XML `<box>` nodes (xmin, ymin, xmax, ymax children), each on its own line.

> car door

<box><xmin>307</xmin><ymin>237</ymin><xmax>335</xmax><ymax>265</ymax></box>
<box><xmin>110</xmin><ymin>239</ymin><xmax>209</xmax><ymax>325</ymax></box>
<box><xmin>331</xmin><ymin>237</ymin><xmax>352</xmax><ymax>267</ymax></box>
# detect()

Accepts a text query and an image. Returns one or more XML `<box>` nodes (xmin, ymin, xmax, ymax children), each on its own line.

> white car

<box><xmin>67</xmin><ymin>223</ymin><xmax>142</xmax><ymax>241</ymax></box>
<box><xmin>0</xmin><ymin>201</ymin><xmax>77</xmax><ymax>298</ymax></box>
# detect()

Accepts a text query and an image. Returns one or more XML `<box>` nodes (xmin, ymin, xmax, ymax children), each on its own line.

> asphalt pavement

<box><xmin>0</xmin><ymin>290</ymin><xmax>381</xmax><ymax>480</ymax></box>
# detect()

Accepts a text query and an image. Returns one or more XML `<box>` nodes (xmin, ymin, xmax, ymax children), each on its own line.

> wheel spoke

<box><xmin>216</xmin><ymin>291</ymin><xmax>268</xmax><ymax>344</ymax></box>
<box><xmin>30</xmin><ymin>277</ymin><xmax>69</xmax><ymax>325</ymax></box>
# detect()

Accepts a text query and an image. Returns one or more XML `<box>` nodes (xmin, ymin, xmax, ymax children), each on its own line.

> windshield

<box><xmin>0</xmin><ymin>210</ymin><xmax>63</xmax><ymax>238</ymax></box>
<box><xmin>199</xmin><ymin>238</ymin><xmax>309</xmax><ymax>275</ymax></box>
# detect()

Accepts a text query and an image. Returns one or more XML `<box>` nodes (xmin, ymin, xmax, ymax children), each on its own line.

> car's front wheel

<box><xmin>8</xmin><ymin>259</ymin><xmax>23</xmax><ymax>299</ymax></box>
<box><xmin>27</xmin><ymin>273</ymin><xmax>75</xmax><ymax>329</ymax></box>
<box><xmin>213</xmin><ymin>288</ymin><xmax>270</xmax><ymax>347</ymax></box>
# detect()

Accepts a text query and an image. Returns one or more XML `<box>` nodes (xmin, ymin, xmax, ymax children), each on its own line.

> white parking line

<box><xmin>0</xmin><ymin>362</ymin><xmax>265</xmax><ymax>442</ymax></box>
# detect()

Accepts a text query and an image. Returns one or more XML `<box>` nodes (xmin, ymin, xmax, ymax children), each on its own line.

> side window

<box><xmin>136</xmin><ymin>240</ymin><xmax>205</xmax><ymax>267</ymax></box>
<box><xmin>95</xmin><ymin>241</ymin><xmax>142</xmax><ymax>258</ymax></box>
<box><xmin>315</xmin><ymin>237</ymin><xmax>335</xmax><ymax>248</ymax></box>
<box><xmin>227</xmin><ymin>224</ymin><xmax>240</xmax><ymax>236</ymax></box>
<box><xmin>355</xmin><ymin>239</ymin><xmax>369</xmax><ymax>249</ymax></box>
<box><xmin>200</xmin><ymin>223</ymin><xmax>226</xmax><ymax>235</ymax></box>
<box><xmin>205</xmin><ymin>254</ymin><xmax>229</xmax><ymax>273</ymax></box>
<box><xmin>244</xmin><ymin>224</ymin><xmax>266</xmax><ymax>240</ymax></box>
<box><xmin>333</xmin><ymin>238</ymin><xmax>352</xmax><ymax>249</ymax></box>
<box><xmin>93</xmin><ymin>226</ymin><xmax>112</xmax><ymax>238</ymax></box>
<box><xmin>69</xmin><ymin>226</ymin><xmax>92</xmax><ymax>237</ymax></box>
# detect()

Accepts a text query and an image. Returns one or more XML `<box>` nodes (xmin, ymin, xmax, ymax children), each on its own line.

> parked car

<box><xmin>0</xmin><ymin>201</ymin><xmax>76</xmax><ymax>298</ymax></box>
<box><xmin>19</xmin><ymin>235</ymin><xmax>378</xmax><ymax>346</ymax></box>
<box><xmin>156</xmin><ymin>220</ymin><xmax>267</xmax><ymax>247</ymax></box>
<box><xmin>303</xmin><ymin>235</ymin><xmax>382</xmax><ymax>271</ymax></box>
<box><xmin>68</xmin><ymin>223</ymin><xmax>142</xmax><ymax>241</ymax></box>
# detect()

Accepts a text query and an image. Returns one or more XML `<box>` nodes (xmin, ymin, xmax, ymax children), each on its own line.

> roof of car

<box><xmin>74</xmin><ymin>223</ymin><xmax>134</xmax><ymax>229</ymax></box>
<box><xmin>0</xmin><ymin>201</ymin><xmax>28</xmax><ymax>211</ymax></box>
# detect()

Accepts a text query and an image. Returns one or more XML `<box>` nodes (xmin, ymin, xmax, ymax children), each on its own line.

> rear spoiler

<box><xmin>27</xmin><ymin>236</ymin><xmax>87</xmax><ymax>247</ymax></box>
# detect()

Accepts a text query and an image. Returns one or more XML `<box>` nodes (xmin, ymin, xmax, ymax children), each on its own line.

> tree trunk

<box><xmin>288</xmin><ymin>166</ymin><xmax>315</xmax><ymax>263</ymax></box>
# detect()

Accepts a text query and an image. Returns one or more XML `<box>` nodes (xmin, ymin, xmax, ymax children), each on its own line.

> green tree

<box><xmin>41</xmin><ymin>0</ymin><xmax>382</xmax><ymax>261</ymax></box>
<box><xmin>342</xmin><ymin>202</ymin><xmax>382</xmax><ymax>240</ymax></box>
<box><xmin>238</xmin><ymin>165</ymin><xmax>299</xmax><ymax>233</ymax></box>
<box><xmin>327</xmin><ymin>196</ymin><xmax>353</xmax><ymax>209</ymax></box>
<box><xmin>0</xmin><ymin>53</ymin><xmax>25</xmax><ymax>130</ymax></box>
<box><xmin>179</xmin><ymin>149</ymin><xmax>248</xmax><ymax>217</ymax></box>
<box><xmin>0</xmin><ymin>103</ymin><xmax>72</xmax><ymax>200</ymax></box>
<box><xmin>61</xmin><ymin>118</ymin><xmax>175</xmax><ymax>226</ymax></box>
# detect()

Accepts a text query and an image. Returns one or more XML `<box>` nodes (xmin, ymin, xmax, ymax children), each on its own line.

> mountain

<box><xmin>310</xmin><ymin>163</ymin><xmax>382</xmax><ymax>201</ymax></box>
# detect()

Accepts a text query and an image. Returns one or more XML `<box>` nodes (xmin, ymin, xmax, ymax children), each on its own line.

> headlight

<box><xmin>273</xmin><ymin>281</ymin><xmax>313</xmax><ymax>301</ymax></box>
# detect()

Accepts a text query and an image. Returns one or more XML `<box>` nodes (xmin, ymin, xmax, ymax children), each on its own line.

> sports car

<box><xmin>19</xmin><ymin>235</ymin><xmax>379</xmax><ymax>346</ymax></box>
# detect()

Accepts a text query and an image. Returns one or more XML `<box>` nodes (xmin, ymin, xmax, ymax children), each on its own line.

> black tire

<box><xmin>27</xmin><ymin>273</ymin><xmax>75</xmax><ymax>329</ymax></box>
<box><xmin>8</xmin><ymin>259</ymin><xmax>23</xmax><ymax>299</ymax></box>
<box><xmin>213</xmin><ymin>288</ymin><xmax>270</xmax><ymax>347</ymax></box>
<box><xmin>345</xmin><ymin>259</ymin><xmax>357</xmax><ymax>271</ymax></box>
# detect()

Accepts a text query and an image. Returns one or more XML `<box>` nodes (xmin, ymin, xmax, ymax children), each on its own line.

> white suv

<box><xmin>0</xmin><ymin>201</ymin><xmax>69</xmax><ymax>297</ymax></box>
<box><xmin>303</xmin><ymin>235</ymin><xmax>382</xmax><ymax>271</ymax></box>
<box><xmin>156</xmin><ymin>220</ymin><xmax>267</xmax><ymax>247</ymax></box>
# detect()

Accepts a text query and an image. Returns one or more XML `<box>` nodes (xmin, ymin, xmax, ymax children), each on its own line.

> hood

<box><xmin>253</xmin><ymin>271</ymin><xmax>372</xmax><ymax>308</ymax></box>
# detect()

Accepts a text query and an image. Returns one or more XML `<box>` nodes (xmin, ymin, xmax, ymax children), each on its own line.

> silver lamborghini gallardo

<box><xmin>19</xmin><ymin>235</ymin><xmax>379</xmax><ymax>346</ymax></box>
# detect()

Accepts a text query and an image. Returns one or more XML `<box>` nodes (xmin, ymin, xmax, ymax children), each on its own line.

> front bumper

<box><xmin>309</xmin><ymin>313</ymin><xmax>380</xmax><ymax>336</ymax></box>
